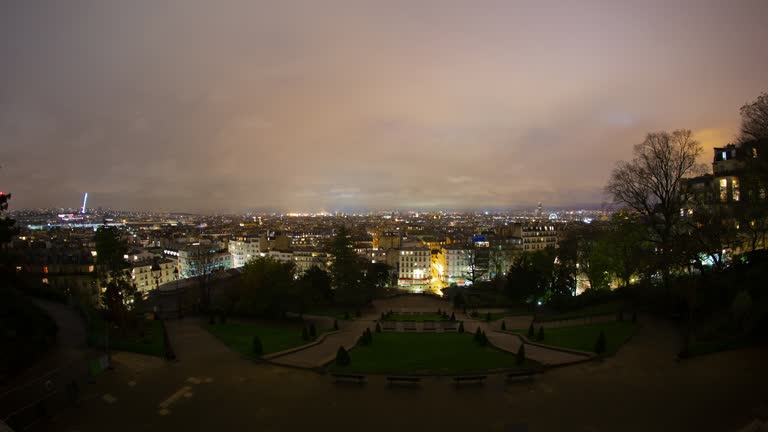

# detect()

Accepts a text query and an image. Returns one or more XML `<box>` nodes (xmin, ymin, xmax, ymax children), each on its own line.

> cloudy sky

<box><xmin>1</xmin><ymin>0</ymin><xmax>767</xmax><ymax>213</ymax></box>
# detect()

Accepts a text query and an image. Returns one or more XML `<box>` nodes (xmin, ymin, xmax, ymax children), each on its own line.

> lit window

<box><xmin>721</xmin><ymin>151</ymin><xmax>727</xmax><ymax>160</ymax></box>
<box><xmin>732</xmin><ymin>178</ymin><xmax>740</xmax><ymax>202</ymax></box>
<box><xmin>719</xmin><ymin>178</ymin><xmax>728</xmax><ymax>202</ymax></box>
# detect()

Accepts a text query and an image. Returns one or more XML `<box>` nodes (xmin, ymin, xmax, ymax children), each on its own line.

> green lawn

<box><xmin>384</xmin><ymin>313</ymin><xmax>450</xmax><ymax>322</ymax></box>
<box><xmin>89</xmin><ymin>318</ymin><xmax>165</xmax><ymax>357</ymax></box>
<box><xmin>482</xmin><ymin>312</ymin><xmax>530</xmax><ymax>321</ymax></box>
<box><xmin>306</xmin><ymin>310</ymin><xmax>357</xmax><ymax>320</ymax></box>
<box><xmin>536</xmin><ymin>302</ymin><xmax>624</xmax><ymax>322</ymax></box>
<box><xmin>331</xmin><ymin>333</ymin><xmax>536</xmax><ymax>374</ymax></box>
<box><xmin>512</xmin><ymin>321</ymin><xmax>636</xmax><ymax>354</ymax></box>
<box><xmin>206</xmin><ymin>321</ymin><xmax>328</xmax><ymax>357</ymax></box>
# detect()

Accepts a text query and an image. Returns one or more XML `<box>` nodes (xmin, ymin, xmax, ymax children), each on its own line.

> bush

<box><xmin>437</xmin><ymin>308</ymin><xmax>442</xmax><ymax>315</ymax></box>
<box><xmin>308</xmin><ymin>323</ymin><xmax>317</xmax><ymax>338</ymax></box>
<box><xmin>302</xmin><ymin>326</ymin><xmax>309</xmax><ymax>341</ymax></box>
<box><xmin>486</xmin><ymin>312</ymin><xmax>492</xmax><ymax>321</ymax></box>
<box><xmin>458</xmin><ymin>321</ymin><xmax>465</xmax><ymax>333</ymax></box>
<box><xmin>355</xmin><ymin>310</ymin><xmax>362</xmax><ymax>318</ymax></box>
<box><xmin>252</xmin><ymin>335</ymin><xmax>263</xmax><ymax>355</ymax></box>
<box><xmin>381</xmin><ymin>312</ymin><xmax>385</xmax><ymax>320</ymax></box>
<box><xmin>333</xmin><ymin>319</ymin><xmax>339</xmax><ymax>330</ymax></box>
<box><xmin>501</xmin><ymin>321</ymin><xmax>506</xmax><ymax>331</ymax></box>
<box><xmin>479</xmin><ymin>330</ymin><xmax>488</xmax><ymax>346</ymax></box>
<box><xmin>537</xmin><ymin>326</ymin><xmax>544</xmax><ymax>341</ymax></box>
<box><xmin>335</xmin><ymin>346</ymin><xmax>351</xmax><ymax>366</ymax></box>
<box><xmin>450</xmin><ymin>312</ymin><xmax>456</xmax><ymax>321</ymax></box>
<box><xmin>358</xmin><ymin>328</ymin><xmax>373</xmax><ymax>346</ymax></box>
<box><xmin>344</xmin><ymin>311</ymin><xmax>351</xmax><ymax>320</ymax></box>
<box><xmin>594</xmin><ymin>330</ymin><xmax>607</xmax><ymax>354</ymax></box>
<box><xmin>516</xmin><ymin>344</ymin><xmax>526</xmax><ymax>366</ymax></box>
<box><xmin>527</xmin><ymin>323</ymin><xmax>535</xmax><ymax>338</ymax></box>
<box><xmin>375</xmin><ymin>322</ymin><xmax>382</xmax><ymax>333</ymax></box>
<box><xmin>474</xmin><ymin>327</ymin><xmax>483</xmax><ymax>342</ymax></box>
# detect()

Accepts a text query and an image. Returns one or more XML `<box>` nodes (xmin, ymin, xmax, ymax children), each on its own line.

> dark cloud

<box><xmin>1</xmin><ymin>0</ymin><xmax>767</xmax><ymax>212</ymax></box>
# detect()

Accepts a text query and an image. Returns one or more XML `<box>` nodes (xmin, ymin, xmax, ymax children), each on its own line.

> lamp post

<box><xmin>151</xmin><ymin>259</ymin><xmax>162</xmax><ymax>292</ymax></box>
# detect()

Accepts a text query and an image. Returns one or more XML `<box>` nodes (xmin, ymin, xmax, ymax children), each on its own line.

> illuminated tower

<box><xmin>535</xmin><ymin>202</ymin><xmax>543</xmax><ymax>218</ymax></box>
<box><xmin>81</xmin><ymin>192</ymin><xmax>88</xmax><ymax>214</ymax></box>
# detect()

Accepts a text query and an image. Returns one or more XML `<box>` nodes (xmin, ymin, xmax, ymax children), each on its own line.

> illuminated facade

<box><xmin>228</xmin><ymin>238</ymin><xmax>262</xmax><ymax>268</ymax></box>
<box><xmin>178</xmin><ymin>246</ymin><xmax>232</xmax><ymax>279</ymax></box>
<box><xmin>397</xmin><ymin>246</ymin><xmax>431</xmax><ymax>287</ymax></box>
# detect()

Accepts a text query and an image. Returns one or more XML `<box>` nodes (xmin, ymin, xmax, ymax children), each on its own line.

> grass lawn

<box><xmin>331</xmin><ymin>333</ymin><xmax>536</xmax><ymax>374</ymax></box>
<box><xmin>512</xmin><ymin>321</ymin><xmax>636</xmax><ymax>354</ymax></box>
<box><xmin>536</xmin><ymin>302</ymin><xmax>624</xmax><ymax>322</ymax></box>
<box><xmin>480</xmin><ymin>311</ymin><xmax>530</xmax><ymax>321</ymax></box>
<box><xmin>306</xmin><ymin>310</ymin><xmax>358</xmax><ymax>320</ymax></box>
<box><xmin>206</xmin><ymin>321</ymin><xmax>328</xmax><ymax>357</ymax></box>
<box><xmin>385</xmin><ymin>313</ymin><xmax>450</xmax><ymax>322</ymax></box>
<box><xmin>89</xmin><ymin>318</ymin><xmax>165</xmax><ymax>357</ymax></box>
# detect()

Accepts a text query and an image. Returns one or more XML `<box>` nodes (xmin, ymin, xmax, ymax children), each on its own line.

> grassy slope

<box><xmin>513</xmin><ymin>321</ymin><xmax>636</xmax><ymax>354</ymax></box>
<box><xmin>206</xmin><ymin>321</ymin><xmax>327</xmax><ymax>356</ymax></box>
<box><xmin>332</xmin><ymin>332</ymin><xmax>534</xmax><ymax>374</ymax></box>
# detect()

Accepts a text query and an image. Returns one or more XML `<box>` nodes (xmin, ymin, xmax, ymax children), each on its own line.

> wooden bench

<box><xmin>386</xmin><ymin>376</ymin><xmax>421</xmax><ymax>385</ymax></box>
<box><xmin>331</xmin><ymin>373</ymin><xmax>367</xmax><ymax>384</ymax></box>
<box><xmin>506</xmin><ymin>370</ymin><xmax>535</xmax><ymax>382</ymax></box>
<box><xmin>453</xmin><ymin>375</ymin><xmax>487</xmax><ymax>385</ymax></box>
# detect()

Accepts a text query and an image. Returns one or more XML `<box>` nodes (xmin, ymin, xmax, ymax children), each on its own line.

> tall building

<box><xmin>178</xmin><ymin>246</ymin><xmax>232</xmax><ymax>279</ymax></box>
<box><xmin>397</xmin><ymin>246</ymin><xmax>431</xmax><ymax>287</ymax></box>
<box><xmin>441</xmin><ymin>244</ymin><xmax>473</xmax><ymax>285</ymax></box>
<box><xmin>228</xmin><ymin>238</ymin><xmax>262</xmax><ymax>268</ymax></box>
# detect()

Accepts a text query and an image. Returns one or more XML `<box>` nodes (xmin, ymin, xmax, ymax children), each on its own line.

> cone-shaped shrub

<box><xmin>486</xmin><ymin>312</ymin><xmax>492</xmax><ymax>321</ymax></box>
<box><xmin>632</xmin><ymin>311</ymin><xmax>638</xmax><ymax>323</ymax></box>
<box><xmin>252</xmin><ymin>335</ymin><xmax>263</xmax><ymax>356</ymax></box>
<box><xmin>474</xmin><ymin>327</ymin><xmax>483</xmax><ymax>342</ymax></box>
<box><xmin>336</xmin><ymin>346</ymin><xmax>350</xmax><ymax>366</ymax></box>
<box><xmin>333</xmin><ymin>319</ymin><xmax>339</xmax><ymax>330</ymax></box>
<box><xmin>450</xmin><ymin>312</ymin><xmax>456</xmax><ymax>321</ymax></box>
<box><xmin>501</xmin><ymin>320</ymin><xmax>507</xmax><ymax>331</ymax></box>
<box><xmin>458</xmin><ymin>321</ymin><xmax>465</xmax><ymax>333</ymax></box>
<box><xmin>528</xmin><ymin>323</ymin><xmax>535</xmax><ymax>338</ymax></box>
<box><xmin>537</xmin><ymin>326</ymin><xmax>544</xmax><ymax>341</ymax></box>
<box><xmin>344</xmin><ymin>311</ymin><xmax>351</xmax><ymax>320</ymax></box>
<box><xmin>375</xmin><ymin>322</ymin><xmax>382</xmax><ymax>333</ymax></box>
<box><xmin>594</xmin><ymin>330</ymin><xmax>607</xmax><ymax>354</ymax></box>
<box><xmin>516</xmin><ymin>344</ymin><xmax>526</xmax><ymax>366</ymax></box>
<box><xmin>302</xmin><ymin>326</ymin><xmax>309</xmax><ymax>341</ymax></box>
<box><xmin>309</xmin><ymin>323</ymin><xmax>317</xmax><ymax>338</ymax></box>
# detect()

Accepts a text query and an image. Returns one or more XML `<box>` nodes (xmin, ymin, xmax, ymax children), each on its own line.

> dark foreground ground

<box><xmin>30</xmin><ymin>314</ymin><xmax>768</xmax><ymax>432</ymax></box>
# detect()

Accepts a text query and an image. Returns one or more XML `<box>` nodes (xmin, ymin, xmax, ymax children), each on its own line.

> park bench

<box><xmin>453</xmin><ymin>375</ymin><xmax>487</xmax><ymax>385</ymax></box>
<box><xmin>331</xmin><ymin>373</ymin><xmax>367</xmax><ymax>384</ymax></box>
<box><xmin>506</xmin><ymin>370</ymin><xmax>535</xmax><ymax>382</ymax></box>
<box><xmin>386</xmin><ymin>376</ymin><xmax>421</xmax><ymax>385</ymax></box>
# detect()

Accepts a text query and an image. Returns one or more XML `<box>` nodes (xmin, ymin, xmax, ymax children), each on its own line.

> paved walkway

<box><xmin>32</xmin><ymin>311</ymin><xmax>768</xmax><ymax>432</ymax></box>
<box><xmin>268</xmin><ymin>320</ymin><xmax>374</xmax><ymax>368</ymax></box>
<box><xmin>263</xmin><ymin>297</ymin><xmax>592</xmax><ymax>369</ymax></box>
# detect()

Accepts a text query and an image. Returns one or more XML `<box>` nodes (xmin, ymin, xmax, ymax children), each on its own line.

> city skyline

<box><xmin>2</xmin><ymin>0</ymin><xmax>768</xmax><ymax>212</ymax></box>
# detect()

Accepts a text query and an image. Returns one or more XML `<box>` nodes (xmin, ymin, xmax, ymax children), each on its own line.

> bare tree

<box><xmin>739</xmin><ymin>92</ymin><xmax>768</xmax><ymax>143</ymax></box>
<box><xmin>606</xmin><ymin>130</ymin><xmax>704</xmax><ymax>288</ymax></box>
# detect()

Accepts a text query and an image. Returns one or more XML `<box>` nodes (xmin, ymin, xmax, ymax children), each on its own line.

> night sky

<box><xmin>2</xmin><ymin>0</ymin><xmax>767</xmax><ymax>213</ymax></box>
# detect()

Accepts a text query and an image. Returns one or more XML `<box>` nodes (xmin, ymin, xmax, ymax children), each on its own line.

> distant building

<box><xmin>498</xmin><ymin>223</ymin><xmax>558</xmax><ymax>251</ymax></box>
<box><xmin>178</xmin><ymin>246</ymin><xmax>232</xmax><ymax>279</ymax></box>
<box><xmin>131</xmin><ymin>258</ymin><xmax>177</xmax><ymax>293</ymax></box>
<box><xmin>292</xmin><ymin>250</ymin><xmax>332</xmax><ymax>275</ymax></box>
<box><xmin>373</xmin><ymin>231</ymin><xmax>401</xmax><ymax>250</ymax></box>
<box><xmin>228</xmin><ymin>238</ymin><xmax>262</xmax><ymax>268</ymax></box>
<box><xmin>397</xmin><ymin>246</ymin><xmax>431</xmax><ymax>287</ymax></box>
<box><xmin>441</xmin><ymin>244</ymin><xmax>473</xmax><ymax>286</ymax></box>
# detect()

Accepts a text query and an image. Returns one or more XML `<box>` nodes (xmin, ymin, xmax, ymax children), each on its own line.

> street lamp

<box><xmin>151</xmin><ymin>259</ymin><xmax>162</xmax><ymax>292</ymax></box>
